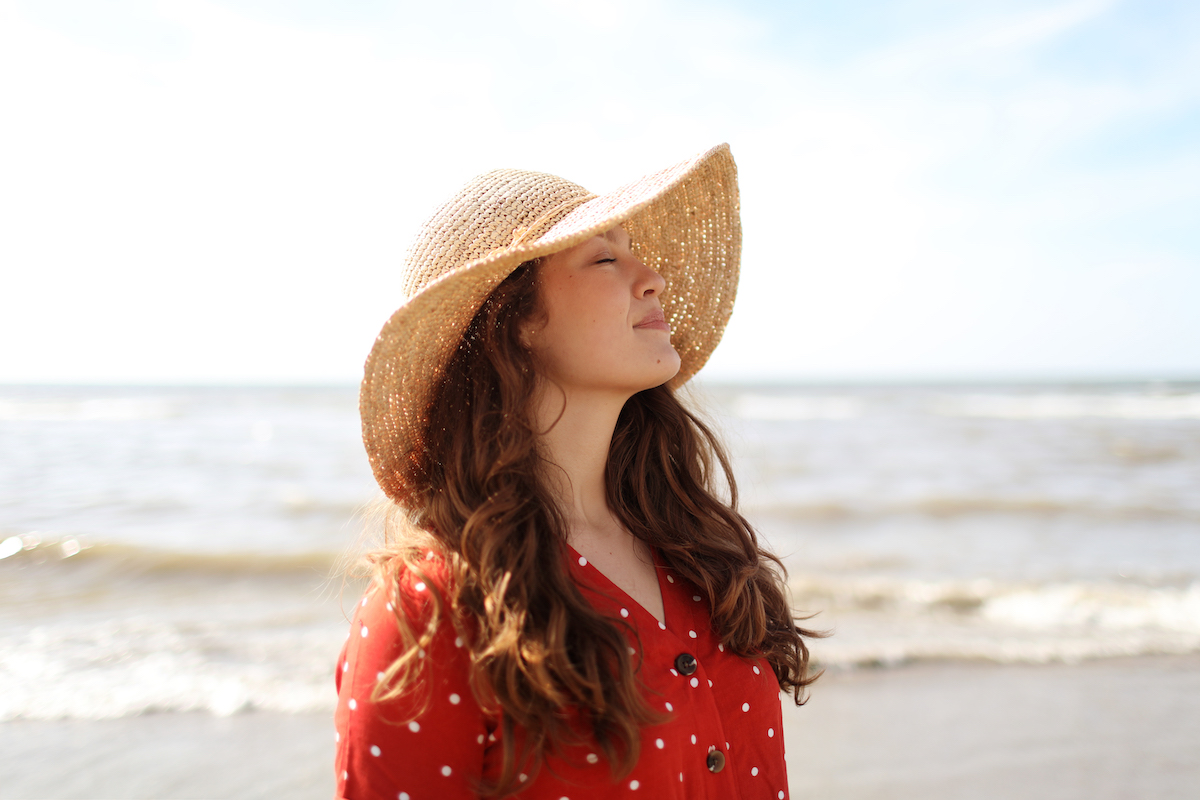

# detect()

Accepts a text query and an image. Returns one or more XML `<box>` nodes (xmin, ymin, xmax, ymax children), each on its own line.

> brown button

<box><xmin>706</xmin><ymin>749</ymin><xmax>725</xmax><ymax>773</ymax></box>
<box><xmin>675</xmin><ymin>653</ymin><xmax>697</xmax><ymax>676</ymax></box>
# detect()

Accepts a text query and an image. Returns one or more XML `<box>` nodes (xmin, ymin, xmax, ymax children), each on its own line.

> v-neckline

<box><xmin>565</xmin><ymin>541</ymin><xmax>670</xmax><ymax>630</ymax></box>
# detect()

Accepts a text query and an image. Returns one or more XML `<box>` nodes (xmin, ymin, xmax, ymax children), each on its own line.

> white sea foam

<box><xmin>0</xmin><ymin>614</ymin><xmax>342</xmax><ymax>721</ymax></box>
<box><xmin>792</xmin><ymin>575</ymin><xmax>1200</xmax><ymax>668</ymax></box>
<box><xmin>980</xmin><ymin>582</ymin><xmax>1200</xmax><ymax>632</ymax></box>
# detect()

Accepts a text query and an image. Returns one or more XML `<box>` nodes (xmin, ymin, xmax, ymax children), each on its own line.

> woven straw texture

<box><xmin>361</xmin><ymin>143</ymin><xmax>741</xmax><ymax>502</ymax></box>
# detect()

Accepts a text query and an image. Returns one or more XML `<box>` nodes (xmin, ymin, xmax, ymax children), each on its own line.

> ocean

<box><xmin>1</xmin><ymin>382</ymin><xmax>1198</xmax><ymax>723</ymax></box>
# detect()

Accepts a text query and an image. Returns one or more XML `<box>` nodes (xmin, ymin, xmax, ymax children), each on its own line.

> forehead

<box><xmin>574</xmin><ymin>225</ymin><xmax>631</xmax><ymax>254</ymax></box>
<box><xmin>603</xmin><ymin>226</ymin><xmax>631</xmax><ymax>244</ymax></box>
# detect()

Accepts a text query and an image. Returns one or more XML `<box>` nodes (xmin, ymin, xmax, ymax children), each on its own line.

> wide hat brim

<box><xmin>361</xmin><ymin>143</ymin><xmax>741</xmax><ymax>502</ymax></box>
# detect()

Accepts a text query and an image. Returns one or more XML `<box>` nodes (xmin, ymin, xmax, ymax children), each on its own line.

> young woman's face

<box><xmin>526</xmin><ymin>226</ymin><xmax>681</xmax><ymax>396</ymax></box>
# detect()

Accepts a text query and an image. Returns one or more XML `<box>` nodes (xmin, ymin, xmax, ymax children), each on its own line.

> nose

<box><xmin>633</xmin><ymin>257</ymin><xmax>667</xmax><ymax>298</ymax></box>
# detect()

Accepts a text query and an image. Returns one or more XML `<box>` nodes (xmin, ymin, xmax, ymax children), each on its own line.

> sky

<box><xmin>1</xmin><ymin>0</ymin><xmax>1197</xmax><ymax>384</ymax></box>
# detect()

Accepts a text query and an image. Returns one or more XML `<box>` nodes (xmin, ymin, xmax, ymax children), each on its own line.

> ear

<box><xmin>518</xmin><ymin>317</ymin><xmax>539</xmax><ymax>350</ymax></box>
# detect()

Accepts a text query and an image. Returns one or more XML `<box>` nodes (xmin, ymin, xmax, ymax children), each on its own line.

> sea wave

<box><xmin>731</xmin><ymin>394</ymin><xmax>864</xmax><ymax>420</ymax></box>
<box><xmin>808</xmin><ymin>629</ymin><xmax>1200</xmax><ymax>669</ymax></box>
<box><xmin>793</xmin><ymin>575</ymin><xmax>1200</xmax><ymax>668</ymax></box>
<box><xmin>0</xmin><ymin>536</ymin><xmax>345</xmax><ymax>575</ymax></box>
<box><xmin>792</xmin><ymin>575</ymin><xmax>1200</xmax><ymax>629</ymax></box>
<box><xmin>932</xmin><ymin>393</ymin><xmax>1200</xmax><ymax>420</ymax></box>
<box><xmin>0</xmin><ymin>616</ymin><xmax>341</xmax><ymax>721</ymax></box>
<box><xmin>0</xmin><ymin>397</ymin><xmax>177</xmax><ymax>422</ymax></box>
<box><xmin>752</xmin><ymin>497</ymin><xmax>1199</xmax><ymax>520</ymax></box>
<box><xmin>0</xmin><ymin>539</ymin><xmax>356</xmax><ymax>722</ymax></box>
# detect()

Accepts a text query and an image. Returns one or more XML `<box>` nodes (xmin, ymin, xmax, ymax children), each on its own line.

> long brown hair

<box><xmin>366</xmin><ymin>259</ymin><xmax>820</xmax><ymax>796</ymax></box>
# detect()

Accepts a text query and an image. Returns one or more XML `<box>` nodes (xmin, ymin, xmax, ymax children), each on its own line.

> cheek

<box><xmin>544</xmin><ymin>279</ymin><xmax>623</xmax><ymax>336</ymax></box>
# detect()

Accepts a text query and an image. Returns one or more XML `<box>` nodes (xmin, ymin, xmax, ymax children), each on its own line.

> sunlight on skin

<box><xmin>521</xmin><ymin>226</ymin><xmax>677</xmax><ymax>623</ymax></box>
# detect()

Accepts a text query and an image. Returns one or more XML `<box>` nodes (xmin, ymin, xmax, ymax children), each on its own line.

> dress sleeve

<box><xmin>334</xmin><ymin>564</ymin><xmax>491</xmax><ymax>800</ymax></box>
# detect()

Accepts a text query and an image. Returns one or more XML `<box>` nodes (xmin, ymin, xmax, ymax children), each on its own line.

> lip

<box><xmin>634</xmin><ymin>308</ymin><xmax>671</xmax><ymax>332</ymax></box>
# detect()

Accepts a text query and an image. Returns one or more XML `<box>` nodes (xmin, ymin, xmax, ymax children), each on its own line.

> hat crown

<box><xmin>401</xmin><ymin>169</ymin><xmax>593</xmax><ymax>299</ymax></box>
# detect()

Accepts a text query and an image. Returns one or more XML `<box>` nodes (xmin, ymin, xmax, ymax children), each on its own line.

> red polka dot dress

<box><xmin>334</xmin><ymin>547</ymin><xmax>789</xmax><ymax>799</ymax></box>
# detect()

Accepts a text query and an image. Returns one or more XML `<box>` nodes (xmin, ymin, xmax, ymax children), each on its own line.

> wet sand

<box><xmin>2</xmin><ymin>655</ymin><xmax>1197</xmax><ymax>799</ymax></box>
<box><xmin>784</xmin><ymin>654</ymin><xmax>1200</xmax><ymax>799</ymax></box>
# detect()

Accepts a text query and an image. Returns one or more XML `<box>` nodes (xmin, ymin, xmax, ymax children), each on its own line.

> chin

<box><xmin>645</xmin><ymin>353</ymin><xmax>682</xmax><ymax>389</ymax></box>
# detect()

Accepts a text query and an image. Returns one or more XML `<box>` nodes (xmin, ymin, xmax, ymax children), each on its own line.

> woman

<box><xmin>336</xmin><ymin>144</ymin><xmax>819</xmax><ymax>799</ymax></box>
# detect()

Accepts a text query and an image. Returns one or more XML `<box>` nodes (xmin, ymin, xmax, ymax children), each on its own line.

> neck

<box><xmin>532</xmin><ymin>382</ymin><xmax>629</xmax><ymax>540</ymax></box>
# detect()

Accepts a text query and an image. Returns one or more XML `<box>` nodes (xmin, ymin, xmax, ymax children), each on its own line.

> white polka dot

<box><xmin>655</xmin><ymin>738</ymin><xmax>664</xmax><ymax>749</ymax></box>
<box><xmin>718</xmin><ymin>643</ymin><xmax>725</xmax><ymax>652</ymax></box>
<box><xmin>670</xmin><ymin>669</ymin><xmax>679</xmax><ymax>677</ymax></box>
<box><xmin>342</xmin><ymin>771</ymin><xmax>348</xmax><ymax>780</ymax></box>
<box><xmin>489</xmin><ymin>732</ymin><xmax>496</xmax><ymax>742</ymax></box>
<box><xmin>586</xmin><ymin>752</ymin><xmax>599</xmax><ymax>764</ymax></box>
<box><xmin>753</xmin><ymin>665</ymin><xmax>761</xmax><ymax>675</ymax></box>
<box><xmin>360</xmin><ymin>625</ymin><xmax>369</xmax><ymax>638</ymax></box>
<box><xmin>415</xmin><ymin>582</ymin><xmax>427</xmax><ymax>592</ymax></box>
<box><xmin>779</xmin><ymin>792</ymin><xmax>786</xmax><ymax>799</ymax></box>
<box><xmin>708</xmin><ymin>679</ymin><xmax>713</xmax><ymax>687</ymax></box>
<box><xmin>449</xmin><ymin>693</ymin><xmax>461</xmax><ymax>704</ymax></box>
<box><xmin>348</xmin><ymin>698</ymin><xmax>357</xmax><ymax>710</ymax></box>
<box><xmin>620</xmin><ymin>607</ymin><xmax>629</xmax><ymax>618</ymax></box>
<box><xmin>742</xmin><ymin>702</ymin><xmax>750</xmax><ymax>712</ymax></box>
<box><xmin>692</xmin><ymin>595</ymin><xmax>701</xmax><ymax>602</ymax></box>
<box><xmin>690</xmin><ymin>734</ymin><xmax>697</xmax><ymax>744</ymax></box>
<box><xmin>377</xmin><ymin>671</ymin><xmax>385</xmax><ymax>682</ymax></box>
<box><xmin>454</xmin><ymin>636</ymin><xmax>463</xmax><ymax>648</ymax></box>
<box><xmin>578</xmin><ymin>556</ymin><xmax>587</xmax><ymax>566</ymax></box>
<box><xmin>399</xmin><ymin>793</ymin><xmax>409</xmax><ymax>800</ymax></box>
<box><xmin>751</xmin><ymin>767</ymin><xmax>759</xmax><ymax>776</ymax></box>
<box><xmin>690</xmin><ymin>677</ymin><xmax>699</xmax><ymax>688</ymax></box>
<box><xmin>665</xmin><ymin>702</ymin><xmax>673</xmax><ymax>711</ymax></box>
<box><xmin>519</xmin><ymin>773</ymin><xmax>528</xmax><ymax>782</ymax></box>
<box><xmin>370</xmin><ymin>745</ymin><xmax>381</xmax><ymax>757</ymax></box>
<box><xmin>679</xmin><ymin>773</ymin><xmax>683</xmax><ymax>782</ymax></box>
<box><xmin>658</xmin><ymin>621</ymin><xmax>666</xmax><ymax>630</ymax></box>
<box><xmin>441</xmin><ymin>765</ymin><xmax>451</xmax><ymax>777</ymax></box>
<box><xmin>630</xmin><ymin>779</ymin><xmax>640</xmax><ymax>790</ymax></box>
<box><xmin>386</xmin><ymin>602</ymin><xmax>394</xmax><ymax>612</ymax></box>
<box><xmin>477</xmin><ymin>734</ymin><xmax>485</xmax><ymax>744</ymax></box>
<box><xmin>408</xmin><ymin>721</ymin><xmax>420</xmax><ymax>732</ymax></box>
<box><xmin>418</xmin><ymin>648</ymin><xmax>426</xmax><ymax>658</ymax></box>
<box><xmin>342</xmin><ymin>660</ymin><xmax>348</xmax><ymax>673</ymax></box>
<box><xmin>361</xmin><ymin>597</ymin><xmax>368</xmax><ymax>607</ymax></box>
<box><xmin>629</xmin><ymin>647</ymin><xmax>636</xmax><ymax>655</ymax></box>
<box><xmin>335</xmin><ymin>731</ymin><xmax>340</xmax><ymax>742</ymax></box>
<box><xmin>688</xmin><ymin>630</ymin><xmax>697</xmax><ymax>639</ymax></box>
<box><xmin>667</xmin><ymin>575</ymin><xmax>675</xmax><ymax>583</ymax></box>
<box><xmin>768</xmin><ymin>727</ymin><xmax>775</xmax><ymax>738</ymax></box>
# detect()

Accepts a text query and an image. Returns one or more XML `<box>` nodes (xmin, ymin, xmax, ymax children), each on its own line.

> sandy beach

<box><xmin>3</xmin><ymin>654</ymin><xmax>1197</xmax><ymax>800</ymax></box>
<box><xmin>785</xmin><ymin>654</ymin><xmax>1200</xmax><ymax>800</ymax></box>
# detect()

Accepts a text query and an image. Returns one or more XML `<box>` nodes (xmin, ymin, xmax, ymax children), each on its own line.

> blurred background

<box><xmin>1</xmin><ymin>1</ymin><xmax>1198</xmax><ymax>798</ymax></box>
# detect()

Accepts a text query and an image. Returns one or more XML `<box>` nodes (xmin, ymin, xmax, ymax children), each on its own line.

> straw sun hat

<box><xmin>361</xmin><ymin>143</ymin><xmax>741</xmax><ymax>501</ymax></box>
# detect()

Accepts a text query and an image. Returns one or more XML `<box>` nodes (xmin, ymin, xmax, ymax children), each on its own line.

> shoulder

<box><xmin>335</xmin><ymin>551</ymin><xmax>490</xmax><ymax>800</ymax></box>
<box><xmin>370</xmin><ymin>548</ymin><xmax>456</xmax><ymax>619</ymax></box>
<box><xmin>339</xmin><ymin>550</ymin><xmax>463</xmax><ymax>682</ymax></box>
